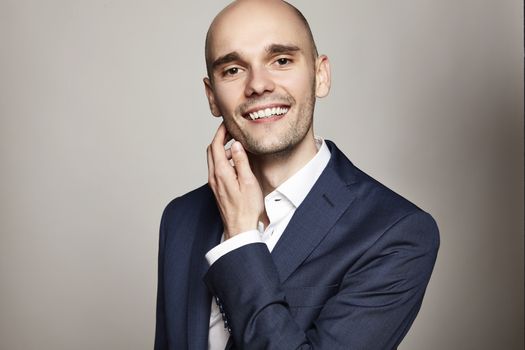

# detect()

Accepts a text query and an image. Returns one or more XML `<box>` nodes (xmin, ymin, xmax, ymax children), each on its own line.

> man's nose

<box><xmin>244</xmin><ymin>66</ymin><xmax>275</xmax><ymax>96</ymax></box>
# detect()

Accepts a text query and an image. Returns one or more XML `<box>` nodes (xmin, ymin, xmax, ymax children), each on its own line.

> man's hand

<box><xmin>207</xmin><ymin>123</ymin><xmax>264</xmax><ymax>239</ymax></box>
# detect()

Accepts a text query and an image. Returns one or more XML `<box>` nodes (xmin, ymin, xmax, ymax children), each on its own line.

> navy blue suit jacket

<box><xmin>154</xmin><ymin>141</ymin><xmax>439</xmax><ymax>349</ymax></box>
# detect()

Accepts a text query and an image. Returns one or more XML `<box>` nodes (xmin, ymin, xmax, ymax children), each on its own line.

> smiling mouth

<box><xmin>243</xmin><ymin>106</ymin><xmax>290</xmax><ymax>121</ymax></box>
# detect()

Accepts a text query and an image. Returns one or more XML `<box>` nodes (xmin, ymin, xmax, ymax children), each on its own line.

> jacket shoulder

<box><xmin>160</xmin><ymin>183</ymin><xmax>217</xmax><ymax>233</ymax></box>
<box><xmin>163</xmin><ymin>183</ymin><xmax>213</xmax><ymax>213</ymax></box>
<box><xmin>354</xmin><ymin>166</ymin><xmax>439</xmax><ymax>252</ymax></box>
<box><xmin>326</xmin><ymin>140</ymin><xmax>438</xmax><ymax>246</ymax></box>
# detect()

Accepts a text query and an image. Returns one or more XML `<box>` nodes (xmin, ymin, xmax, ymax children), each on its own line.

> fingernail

<box><xmin>232</xmin><ymin>142</ymin><xmax>241</xmax><ymax>152</ymax></box>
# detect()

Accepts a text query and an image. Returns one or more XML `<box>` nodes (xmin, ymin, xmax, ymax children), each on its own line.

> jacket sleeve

<box><xmin>204</xmin><ymin>211</ymin><xmax>439</xmax><ymax>350</ymax></box>
<box><xmin>154</xmin><ymin>206</ymin><xmax>169</xmax><ymax>350</ymax></box>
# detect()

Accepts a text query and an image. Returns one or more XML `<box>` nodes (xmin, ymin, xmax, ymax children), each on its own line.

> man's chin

<box><xmin>242</xmin><ymin>139</ymin><xmax>294</xmax><ymax>157</ymax></box>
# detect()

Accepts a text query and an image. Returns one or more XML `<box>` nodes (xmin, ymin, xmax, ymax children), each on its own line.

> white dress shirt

<box><xmin>206</xmin><ymin>138</ymin><xmax>331</xmax><ymax>350</ymax></box>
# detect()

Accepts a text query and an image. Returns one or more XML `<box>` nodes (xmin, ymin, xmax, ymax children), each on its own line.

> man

<box><xmin>154</xmin><ymin>0</ymin><xmax>439</xmax><ymax>349</ymax></box>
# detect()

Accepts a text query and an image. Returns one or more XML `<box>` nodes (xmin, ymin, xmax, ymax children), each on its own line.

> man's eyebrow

<box><xmin>211</xmin><ymin>45</ymin><xmax>301</xmax><ymax>71</ymax></box>
<box><xmin>266</xmin><ymin>44</ymin><xmax>301</xmax><ymax>55</ymax></box>
<box><xmin>211</xmin><ymin>52</ymin><xmax>241</xmax><ymax>71</ymax></box>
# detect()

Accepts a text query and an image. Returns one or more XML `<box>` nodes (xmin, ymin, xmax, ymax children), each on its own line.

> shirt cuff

<box><xmin>205</xmin><ymin>229</ymin><xmax>263</xmax><ymax>266</ymax></box>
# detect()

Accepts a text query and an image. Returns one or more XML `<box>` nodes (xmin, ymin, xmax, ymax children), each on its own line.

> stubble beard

<box><xmin>224</xmin><ymin>84</ymin><xmax>317</xmax><ymax>158</ymax></box>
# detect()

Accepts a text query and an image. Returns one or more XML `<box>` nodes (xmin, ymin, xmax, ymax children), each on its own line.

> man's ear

<box><xmin>203</xmin><ymin>77</ymin><xmax>222</xmax><ymax>117</ymax></box>
<box><xmin>315</xmin><ymin>55</ymin><xmax>331</xmax><ymax>98</ymax></box>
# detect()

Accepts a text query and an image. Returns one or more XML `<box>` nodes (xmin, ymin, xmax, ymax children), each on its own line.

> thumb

<box><xmin>231</xmin><ymin>141</ymin><xmax>255</xmax><ymax>182</ymax></box>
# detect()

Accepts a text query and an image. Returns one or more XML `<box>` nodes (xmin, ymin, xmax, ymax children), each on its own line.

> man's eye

<box><xmin>224</xmin><ymin>67</ymin><xmax>240</xmax><ymax>76</ymax></box>
<box><xmin>276</xmin><ymin>58</ymin><xmax>291</xmax><ymax>65</ymax></box>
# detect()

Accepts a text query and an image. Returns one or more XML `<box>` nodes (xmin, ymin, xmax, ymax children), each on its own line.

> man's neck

<box><xmin>248</xmin><ymin>131</ymin><xmax>318</xmax><ymax>197</ymax></box>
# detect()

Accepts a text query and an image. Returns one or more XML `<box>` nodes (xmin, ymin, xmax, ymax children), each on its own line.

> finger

<box><xmin>211</xmin><ymin>123</ymin><xmax>236</xmax><ymax>178</ymax></box>
<box><xmin>231</xmin><ymin>141</ymin><xmax>256</xmax><ymax>184</ymax></box>
<box><xmin>208</xmin><ymin>144</ymin><xmax>234</xmax><ymax>197</ymax></box>
<box><xmin>225</xmin><ymin>147</ymin><xmax>232</xmax><ymax>160</ymax></box>
<box><xmin>224</xmin><ymin>147</ymin><xmax>234</xmax><ymax>167</ymax></box>
<box><xmin>206</xmin><ymin>145</ymin><xmax>216</xmax><ymax>189</ymax></box>
<box><xmin>224</xmin><ymin>131</ymin><xmax>233</xmax><ymax>145</ymax></box>
<box><xmin>211</xmin><ymin>123</ymin><xmax>228</xmax><ymax>148</ymax></box>
<box><xmin>210</xmin><ymin>123</ymin><xmax>229</xmax><ymax>162</ymax></box>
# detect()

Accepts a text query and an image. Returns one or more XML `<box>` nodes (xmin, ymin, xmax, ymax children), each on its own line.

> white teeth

<box><xmin>247</xmin><ymin>107</ymin><xmax>289</xmax><ymax>120</ymax></box>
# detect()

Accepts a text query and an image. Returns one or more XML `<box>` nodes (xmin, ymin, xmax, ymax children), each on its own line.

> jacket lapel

<box><xmin>187</xmin><ymin>189</ymin><xmax>223</xmax><ymax>350</ymax></box>
<box><xmin>271</xmin><ymin>142</ymin><xmax>359</xmax><ymax>283</ymax></box>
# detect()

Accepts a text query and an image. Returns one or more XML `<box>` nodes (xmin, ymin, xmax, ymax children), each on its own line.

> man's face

<box><xmin>204</xmin><ymin>1</ymin><xmax>330</xmax><ymax>155</ymax></box>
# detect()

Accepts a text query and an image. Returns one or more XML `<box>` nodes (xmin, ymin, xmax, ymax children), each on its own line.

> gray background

<box><xmin>1</xmin><ymin>0</ymin><xmax>523</xmax><ymax>349</ymax></box>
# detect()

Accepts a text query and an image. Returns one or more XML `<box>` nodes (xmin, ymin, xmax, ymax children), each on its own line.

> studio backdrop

<box><xmin>0</xmin><ymin>0</ymin><xmax>523</xmax><ymax>349</ymax></box>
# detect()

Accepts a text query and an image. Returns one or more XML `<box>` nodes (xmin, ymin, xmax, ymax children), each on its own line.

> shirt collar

<box><xmin>269</xmin><ymin>137</ymin><xmax>331</xmax><ymax>208</ymax></box>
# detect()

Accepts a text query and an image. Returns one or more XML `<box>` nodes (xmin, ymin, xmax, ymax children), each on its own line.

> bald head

<box><xmin>205</xmin><ymin>0</ymin><xmax>318</xmax><ymax>80</ymax></box>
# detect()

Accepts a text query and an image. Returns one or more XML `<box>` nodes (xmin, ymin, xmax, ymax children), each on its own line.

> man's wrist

<box><xmin>224</xmin><ymin>219</ymin><xmax>261</xmax><ymax>240</ymax></box>
<box><xmin>205</xmin><ymin>229</ymin><xmax>263</xmax><ymax>266</ymax></box>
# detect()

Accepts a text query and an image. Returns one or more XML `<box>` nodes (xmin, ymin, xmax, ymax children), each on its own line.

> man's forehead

<box><xmin>207</xmin><ymin>0</ymin><xmax>309</xmax><ymax>59</ymax></box>
<box><xmin>211</xmin><ymin>35</ymin><xmax>305</xmax><ymax>60</ymax></box>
